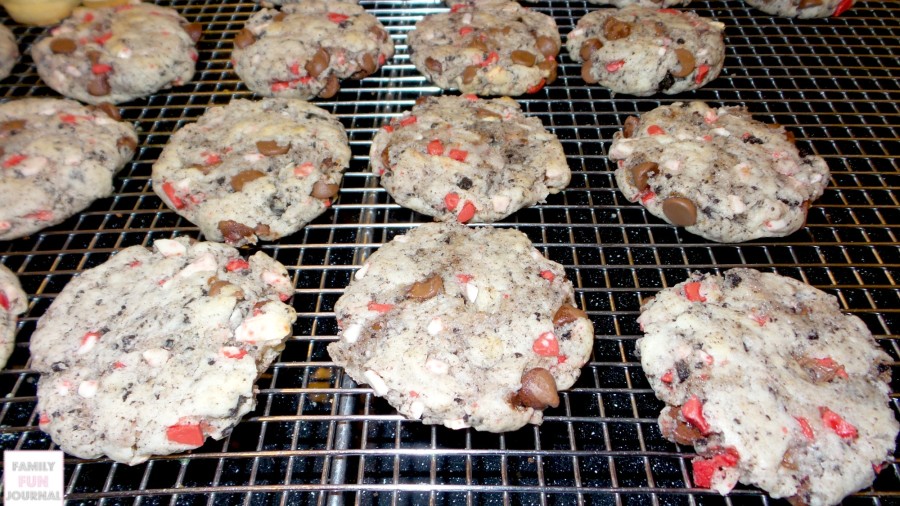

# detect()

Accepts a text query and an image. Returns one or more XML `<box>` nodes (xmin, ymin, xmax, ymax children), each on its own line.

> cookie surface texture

<box><xmin>566</xmin><ymin>6</ymin><xmax>724</xmax><ymax>96</ymax></box>
<box><xmin>233</xmin><ymin>1</ymin><xmax>394</xmax><ymax>99</ymax></box>
<box><xmin>328</xmin><ymin>222</ymin><xmax>594</xmax><ymax>432</ymax></box>
<box><xmin>152</xmin><ymin>98</ymin><xmax>351</xmax><ymax>246</ymax></box>
<box><xmin>30</xmin><ymin>238</ymin><xmax>297</xmax><ymax>464</ymax></box>
<box><xmin>0</xmin><ymin>98</ymin><xmax>137</xmax><ymax>240</ymax></box>
<box><xmin>408</xmin><ymin>2</ymin><xmax>560</xmax><ymax>96</ymax></box>
<box><xmin>609</xmin><ymin>101</ymin><xmax>829</xmax><ymax>242</ymax></box>
<box><xmin>32</xmin><ymin>1</ymin><xmax>199</xmax><ymax>104</ymax></box>
<box><xmin>743</xmin><ymin>0</ymin><xmax>854</xmax><ymax>18</ymax></box>
<box><xmin>371</xmin><ymin>95</ymin><xmax>571</xmax><ymax>223</ymax></box>
<box><xmin>0</xmin><ymin>265</ymin><xmax>27</xmax><ymax>369</ymax></box>
<box><xmin>637</xmin><ymin>268</ymin><xmax>898</xmax><ymax>506</ymax></box>
<box><xmin>0</xmin><ymin>24</ymin><xmax>19</xmax><ymax>81</ymax></box>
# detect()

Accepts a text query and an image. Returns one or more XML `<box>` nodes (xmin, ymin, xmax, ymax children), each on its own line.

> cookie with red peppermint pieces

<box><xmin>0</xmin><ymin>264</ymin><xmax>27</xmax><ymax>369</ymax></box>
<box><xmin>638</xmin><ymin>268</ymin><xmax>897</xmax><ymax>506</ymax></box>
<box><xmin>609</xmin><ymin>101</ymin><xmax>829</xmax><ymax>242</ymax></box>
<box><xmin>0</xmin><ymin>24</ymin><xmax>20</xmax><ymax>81</ymax></box>
<box><xmin>0</xmin><ymin>98</ymin><xmax>137</xmax><ymax>241</ymax></box>
<box><xmin>371</xmin><ymin>95</ymin><xmax>570</xmax><ymax>223</ymax></box>
<box><xmin>743</xmin><ymin>0</ymin><xmax>855</xmax><ymax>18</ymax></box>
<box><xmin>30</xmin><ymin>237</ymin><xmax>297</xmax><ymax>464</ymax></box>
<box><xmin>151</xmin><ymin>98</ymin><xmax>351</xmax><ymax>246</ymax></box>
<box><xmin>586</xmin><ymin>0</ymin><xmax>692</xmax><ymax>7</ymax></box>
<box><xmin>328</xmin><ymin>222</ymin><xmax>594</xmax><ymax>432</ymax></box>
<box><xmin>566</xmin><ymin>6</ymin><xmax>724</xmax><ymax>96</ymax></box>
<box><xmin>233</xmin><ymin>1</ymin><xmax>393</xmax><ymax>99</ymax></box>
<box><xmin>408</xmin><ymin>1</ymin><xmax>560</xmax><ymax>96</ymax></box>
<box><xmin>31</xmin><ymin>1</ymin><xmax>199</xmax><ymax>104</ymax></box>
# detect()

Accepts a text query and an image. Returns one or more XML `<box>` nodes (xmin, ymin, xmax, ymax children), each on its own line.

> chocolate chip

<box><xmin>513</xmin><ymin>368</ymin><xmax>559</xmax><ymax>409</ymax></box>
<box><xmin>457</xmin><ymin>176</ymin><xmax>473</xmax><ymax>190</ymax></box>
<box><xmin>553</xmin><ymin>304</ymin><xmax>588</xmax><ymax>327</ymax></box>
<box><xmin>255</xmin><ymin>223</ymin><xmax>272</xmax><ymax>238</ymax></box>
<box><xmin>534</xmin><ymin>35</ymin><xmax>559</xmax><ymax>58</ymax></box>
<box><xmin>50</xmin><ymin>38</ymin><xmax>77</xmax><ymax>55</ymax></box>
<box><xmin>360</xmin><ymin>53</ymin><xmax>377</xmax><ymax>75</ymax></box>
<box><xmin>622</xmin><ymin>116</ymin><xmax>639</xmax><ymax>138</ymax></box>
<box><xmin>208</xmin><ymin>279</ymin><xmax>244</xmax><ymax>299</ymax></box>
<box><xmin>785</xmin><ymin>130</ymin><xmax>796</xmax><ymax>144</ymax></box>
<box><xmin>662</xmin><ymin>197</ymin><xmax>698</xmax><ymax>226</ymax></box>
<box><xmin>631</xmin><ymin>162</ymin><xmax>659</xmax><ymax>191</ymax></box>
<box><xmin>256</xmin><ymin>140</ymin><xmax>291</xmax><ymax>156</ymax></box>
<box><xmin>311</xmin><ymin>181</ymin><xmax>339</xmax><ymax>199</ymax></box>
<box><xmin>425</xmin><ymin>57</ymin><xmax>442</xmax><ymax>74</ymax></box>
<box><xmin>603</xmin><ymin>17</ymin><xmax>631</xmax><ymax>40</ymax></box>
<box><xmin>306</xmin><ymin>48</ymin><xmax>331</xmax><ymax>78</ymax></box>
<box><xmin>580</xmin><ymin>59</ymin><xmax>598</xmax><ymax>84</ymax></box>
<box><xmin>92</xmin><ymin>103</ymin><xmax>121</xmax><ymax>121</ymax></box>
<box><xmin>369</xmin><ymin>25</ymin><xmax>388</xmax><ymax>42</ymax></box>
<box><xmin>86</xmin><ymin>50</ymin><xmax>102</xmax><ymax>66</ymax></box>
<box><xmin>799</xmin><ymin>0</ymin><xmax>824</xmax><ymax>7</ymax></box>
<box><xmin>183</xmin><ymin>22</ymin><xmax>203</xmax><ymax>43</ymax></box>
<box><xmin>407</xmin><ymin>274</ymin><xmax>444</xmax><ymax>300</ymax></box>
<box><xmin>510</xmin><ymin>50</ymin><xmax>536</xmax><ymax>67</ymax></box>
<box><xmin>380</xmin><ymin>145</ymin><xmax>391</xmax><ymax>169</ymax></box>
<box><xmin>0</xmin><ymin>119</ymin><xmax>27</xmax><ymax>134</ymax></box>
<box><xmin>273</xmin><ymin>12</ymin><xmax>287</xmax><ymax>23</ymax></box>
<box><xmin>117</xmin><ymin>136</ymin><xmax>137</xmax><ymax>153</ymax></box>
<box><xmin>218</xmin><ymin>220</ymin><xmax>256</xmax><ymax>244</ymax></box>
<box><xmin>318</xmin><ymin>74</ymin><xmax>340</xmax><ymax>98</ymax></box>
<box><xmin>87</xmin><ymin>74</ymin><xmax>111</xmax><ymax>96</ymax></box>
<box><xmin>537</xmin><ymin>59</ymin><xmax>557</xmax><ymax>84</ymax></box>
<box><xmin>579</xmin><ymin>38</ymin><xmax>603</xmax><ymax>61</ymax></box>
<box><xmin>468</xmin><ymin>39</ymin><xmax>488</xmax><ymax>54</ymax></box>
<box><xmin>462</xmin><ymin>65</ymin><xmax>479</xmax><ymax>85</ymax></box>
<box><xmin>658</xmin><ymin>72</ymin><xmax>675</xmax><ymax>92</ymax></box>
<box><xmin>231</xmin><ymin>169</ymin><xmax>266</xmax><ymax>191</ymax></box>
<box><xmin>234</xmin><ymin>28</ymin><xmax>256</xmax><ymax>49</ymax></box>
<box><xmin>670</xmin><ymin>48</ymin><xmax>695</xmax><ymax>78</ymax></box>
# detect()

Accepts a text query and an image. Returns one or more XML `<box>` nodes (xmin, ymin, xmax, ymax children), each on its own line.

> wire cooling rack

<box><xmin>0</xmin><ymin>0</ymin><xmax>898</xmax><ymax>504</ymax></box>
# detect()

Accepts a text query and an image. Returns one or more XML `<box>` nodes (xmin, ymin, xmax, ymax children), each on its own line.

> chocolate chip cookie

<box><xmin>743</xmin><ymin>0</ymin><xmax>854</xmax><ymax>18</ymax></box>
<box><xmin>0</xmin><ymin>264</ymin><xmax>26</xmax><ymax>369</ymax></box>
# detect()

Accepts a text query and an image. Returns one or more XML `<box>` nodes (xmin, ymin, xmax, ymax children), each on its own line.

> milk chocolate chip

<box><xmin>234</xmin><ymin>29</ymin><xmax>256</xmax><ymax>49</ymax></box>
<box><xmin>50</xmin><ymin>38</ymin><xmax>77</xmax><ymax>55</ymax></box>
<box><xmin>537</xmin><ymin>59</ymin><xmax>557</xmax><ymax>84</ymax></box>
<box><xmin>319</xmin><ymin>75</ymin><xmax>340</xmax><ymax>98</ymax></box>
<box><xmin>662</xmin><ymin>197</ymin><xmax>697</xmax><ymax>226</ymax></box>
<box><xmin>183</xmin><ymin>22</ymin><xmax>203</xmax><ymax>43</ymax></box>
<box><xmin>306</xmin><ymin>48</ymin><xmax>331</xmax><ymax>78</ymax></box>
<box><xmin>117</xmin><ymin>136</ymin><xmax>137</xmax><ymax>153</ymax></box>
<box><xmin>671</xmin><ymin>48</ymin><xmax>695</xmax><ymax>78</ymax></box>
<box><xmin>462</xmin><ymin>65</ymin><xmax>479</xmax><ymax>85</ymax></box>
<box><xmin>208</xmin><ymin>279</ymin><xmax>244</xmax><ymax>299</ymax></box>
<box><xmin>510</xmin><ymin>50</ymin><xmax>536</xmax><ymax>67</ymax></box>
<box><xmin>603</xmin><ymin>17</ymin><xmax>631</xmax><ymax>40</ymax></box>
<box><xmin>92</xmin><ymin>102</ymin><xmax>121</xmax><ymax>121</ymax></box>
<box><xmin>553</xmin><ymin>304</ymin><xmax>588</xmax><ymax>327</ymax></box>
<box><xmin>231</xmin><ymin>170</ymin><xmax>266</xmax><ymax>191</ymax></box>
<box><xmin>631</xmin><ymin>162</ymin><xmax>659</xmax><ymax>191</ymax></box>
<box><xmin>218</xmin><ymin>220</ymin><xmax>256</xmax><ymax>244</ymax></box>
<box><xmin>256</xmin><ymin>140</ymin><xmax>291</xmax><ymax>156</ymax></box>
<box><xmin>622</xmin><ymin>115</ymin><xmax>639</xmax><ymax>138</ymax></box>
<box><xmin>581</xmin><ymin>59</ymin><xmax>598</xmax><ymax>84</ymax></box>
<box><xmin>407</xmin><ymin>274</ymin><xmax>444</xmax><ymax>300</ymax></box>
<box><xmin>425</xmin><ymin>57</ymin><xmax>442</xmax><ymax>73</ymax></box>
<box><xmin>534</xmin><ymin>35</ymin><xmax>559</xmax><ymax>58</ymax></box>
<box><xmin>87</xmin><ymin>75</ymin><xmax>111</xmax><ymax>96</ymax></box>
<box><xmin>0</xmin><ymin>119</ymin><xmax>26</xmax><ymax>134</ymax></box>
<box><xmin>513</xmin><ymin>368</ymin><xmax>559</xmax><ymax>409</ymax></box>
<box><xmin>579</xmin><ymin>38</ymin><xmax>603</xmax><ymax>61</ymax></box>
<box><xmin>799</xmin><ymin>0</ymin><xmax>824</xmax><ymax>7</ymax></box>
<box><xmin>360</xmin><ymin>53</ymin><xmax>377</xmax><ymax>75</ymax></box>
<box><xmin>311</xmin><ymin>181</ymin><xmax>339</xmax><ymax>199</ymax></box>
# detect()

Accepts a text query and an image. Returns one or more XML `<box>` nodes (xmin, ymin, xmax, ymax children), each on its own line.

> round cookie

<box><xmin>587</xmin><ymin>0</ymin><xmax>691</xmax><ymax>7</ymax></box>
<box><xmin>328</xmin><ymin>222</ymin><xmax>595</xmax><ymax>433</ymax></box>
<box><xmin>637</xmin><ymin>268</ymin><xmax>898</xmax><ymax>506</ymax></box>
<box><xmin>608</xmin><ymin>101</ymin><xmax>829</xmax><ymax>243</ymax></box>
<box><xmin>232</xmin><ymin>1</ymin><xmax>394</xmax><ymax>100</ymax></box>
<box><xmin>32</xmin><ymin>1</ymin><xmax>200</xmax><ymax>105</ymax></box>
<box><xmin>371</xmin><ymin>95</ymin><xmax>571</xmax><ymax>223</ymax></box>
<box><xmin>743</xmin><ymin>0</ymin><xmax>854</xmax><ymax>18</ymax></box>
<box><xmin>566</xmin><ymin>6</ymin><xmax>724</xmax><ymax>96</ymax></box>
<box><xmin>152</xmin><ymin>98</ymin><xmax>351</xmax><ymax>246</ymax></box>
<box><xmin>0</xmin><ymin>24</ymin><xmax>20</xmax><ymax>81</ymax></box>
<box><xmin>0</xmin><ymin>264</ymin><xmax>27</xmax><ymax>370</ymax></box>
<box><xmin>0</xmin><ymin>98</ymin><xmax>138</xmax><ymax>241</ymax></box>
<box><xmin>30</xmin><ymin>237</ymin><xmax>297</xmax><ymax>464</ymax></box>
<box><xmin>446</xmin><ymin>0</ymin><xmax>534</xmax><ymax>6</ymax></box>
<box><xmin>408</xmin><ymin>2</ymin><xmax>560</xmax><ymax>96</ymax></box>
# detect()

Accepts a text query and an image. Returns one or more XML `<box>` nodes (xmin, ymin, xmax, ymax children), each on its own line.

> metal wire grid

<box><xmin>0</xmin><ymin>0</ymin><xmax>898</xmax><ymax>504</ymax></box>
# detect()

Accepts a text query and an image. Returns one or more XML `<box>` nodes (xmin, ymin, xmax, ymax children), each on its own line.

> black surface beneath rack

<box><xmin>1</xmin><ymin>0</ymin><xmax>899</xmax><ymax>505</ymax></box>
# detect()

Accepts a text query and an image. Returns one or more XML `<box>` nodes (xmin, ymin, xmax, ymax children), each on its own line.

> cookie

<box><xmin>371</xmin><ymin>95</ymin><xmax>570</xmax><ymax>223</ymax></box>
<box><xmin>233</xmin><ymin>1</ymin><xmax>394</xmax><ymax>100</ymax></box>
<box><xmin>408</xmin><ymin>2</ymin><xmax>560</xmax><ymax>96</ymax></box>
<box><xmin>328</xmin><ymin>222</ymin><xmax>595</xmax><ymax>432</ymax></box>
<box><xmin>30</xmin><ymin>237</ymin><xmax>297</xmax><ymax>464</ymax></box>
<box><xmin>445</xmin><ymin>0</ymin><xmax>534</xmax><ymax>6</ymax></box>
<box><xmin>608</xmin><ymin>102</ymin><xmax>829</xmax><ymax>243</ymax></box>
<box><xmin>566</xmin><ymin>6</ymin><xmax>724</xmax><ymax>96</ymax></box>
<box><xmin>152</xmin><ymin>98</ymin><xmax>351</xmax><ymax>246</ymax></box>
<box><xmin>637</xmin><ymin>268</ymin><xmax>898</xmax><ymax>506</ymax></box>
<box><xmin>32</xmin><ymin>1</ymin><xmax>200</xmax><ymax>105</ymax></box>
<box><xmin>586</xmin><ymin>0</ymin><xmax>692</xmax><ymax>7</ymax></box>
<box><xmin>743</xmin><ymin>0</ymin><xmax>854</xmax><ymax>18</ymax></box>
<box><xmin>0</xmin><ymin>24</ymin><xmax>19</xmax><ymax>81</ymax></box>
<box><xmin>0</xmin><ymin>98</ymin><xmax>138</xmax><ymax>241</ymax></box>
<box><xmin>0</xmin><ymin>265</ymin><xmax>27</xmax><ymax>370</ymax></box>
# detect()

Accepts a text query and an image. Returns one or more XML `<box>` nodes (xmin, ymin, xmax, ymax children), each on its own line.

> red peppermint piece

<box><xmin>223</xmin><ymin>347</ymin><xmax>247</xmax><ymax>359</ymax></box>
<box><xmin>204</xmin><ymin>153</ymin><xmax>221</xmax><ymax>165</ymax></box>
<box><xmin>795</xmin><ymin>416</ymin><xmax>815</xmax><ymax>440</ymax></box>
<box><xmin>833</xmin><ymin>0</ymin><xmax>853</xmax><ymax>16</ymax></box>
<box><xmin>113</xmin><ymin>361</ymin><xmax>126</xmax><ymax>369</ymax></box>
<box><xmin>427</xmin><ymin>139</ymin><xmax>444</xmax><ymax>156</ymax></box>
<box><xmin>451</xmin><ymin>3</ymin><xmax>466</xmax><ymax>12</ymax></box>
<box><xmin>557</xmin><ymin>355</ymin><xmax>568</xmax><ymax>364</ymax></box>
<box><xmin>94</xmin><ymin>32</ymin><xmax>113</xmax><ymax>45</ymax></box>
<box><xmin>448</xmin><ymin>149</ymin><xmax>468</xmax><ymax>162</ymax></box>
<box><xmin>692</xmin><ymin>448</ymin><xmax>740</xmax><ymax>488</ymax></box>
<box><xmin>457</xmin><ymin>200</ymin><xmax>476</xmax><ymax>223</ymax></box>
<box><xmin>814</xmin><ymin>357</ymin><xmax>849</xmax><ymax>379</ymax></box>
<box><xmin>820</xmin><ymin>407</ymin><xmax>858</xmax><ymax>439</ymax></box>
<box><xmin>683</xmin><ymin>281</ymin><xmax>705</xmax><ymax>302</ymax></box>
<box><xmin>3</xmin><ymin>154</ymin><xmax>27</xmax><ymax>168</ymax></box>
<box><xmin>605</xmin><ymin>60</ymin><xmax>625</xmax><ymax>72</ymax></box>
<box><xmin>367</xmin><ymin>301</ymin><xmax>394</xmax><ymax>313</ymax></box>
<box><xmin>444</xmin><ymin>192</ymin><xmax>460</xmax><ymax>211</ymax></box>
<box><xmin>661</xmin><ymin>370</ymin><xmax>674</xmax><ymax>384</ymax></box>
<box><xmin>647</xmin><ymin>125</ymin><xmax>665</xmax><ymax>135</ymax></box>
<box><xmin>271</xmin><ymin>81</ymin><xmax>292</xmax><ymax>92</ymax></box>
<box><xmin>540</xmin><ymin>270</ymin><xmax>555</xmax><ymax>281</ymax></box>
<box><xmin>382</xmin><ymin>124</ymin><xmax>394</xmax><ymax>133</ymax></box>
<box><xmin>464</xmin><ymin>94</ymin><xmax>478</xmax><ymax>101</ymax></box>
<box><xmin>290</xmin><ymin>62</ymin><xmax>301</xmax><ymax>76</ymax></box>
<box><xmin>681</xmin><ymin>395</ymin><xmax>711</xmax><ymax>434</ymax></box>
<box><xmin>378</xmin><ymin>53</ymin><xmax>386</xmax><ymax>66</ymax></box>
<box><xmin>456</xmin><ymin>274</ymin><xmax>473</xmax><ymax>283</ymax></box>
<box><xmin>657</xmin><ymin>8</ymin><xmax>680</xmax><ymax>14</ymax></box>
<box><xmin>327</xmin><ymin>12</ymin><xmax>350</xmax><ymax>23</ymax></box>
<box><xmin>694</xmin><ymin>64</ymin><xmax>710</xmax><ymax>84</ymax></box>
<box><xmin>81</xmin><ymin>330</ymin><xmax>102</xmax><ymax>347</ymax></box>
<box><xmin>526</xmin><ymin>78</ymin><xmax>546</xmax><ymax>94</ymax></box>
<box><xmin>161</xmin><ymin>181</ymin><xmax>185</xmax><ymax>209</ymax></box>
<box><xmin>459</xmin><ymin>26</ymin><xmax>474</xmax><ymax>36</ymax></box>
<box><xmin>750</xmin><ymin>313</ymin><xmax>769</xmax><ymax>326</ymax></box>
<box><xmin>0</xmin><ymin>291</ymin><xmax>9</xmax><ymax>311</ymax></box>
<box><xmin>39</xmin><ymin>413</ymin><xmax>50</xmax><ymax>425</ymax></box>
<box><xmin>59</xmin><ymin>113</ymin><xmax>81</xmax><ymax>124</ymax></box>
<box><xmin>639</xmin><ymin>189</ymin><xmax>655</xmax><ymax>203</ymax></box>
<box><xmin>480</xmin><ymin>51</ymin><xmax>499</xmax><ymax>67</ymax></box>
<box><xmin>533</xmin><ymin>332</ymin><xmax>559</xmax><ymax>357</ymax></box>
<box><xmin>92</xmin><ymin>63</ymin><xmax>113</xmax><ymax>74</ymax></box>
<box><xmin>166</xmin><ymin>423</ymin><xmax>204</xmax><ymax>446</ymax></box>
<box><xmin>399</xmin><ymin>115</ymin><xmax>417</xmax><ymax>127</ymax></box>
<box><xmin>83</xmin><ymin>13</ymin><xmax>95</xmax><ymax>23</ymax></box>
<box><xmin>225</xmin><ymin>258</ymin><xmax>250</xmax><ymax>272</ymax></box>
<box><xmin>294</xmin><ymin>162</ymin><xmax>314</xmax><ymax>177</ymax></box>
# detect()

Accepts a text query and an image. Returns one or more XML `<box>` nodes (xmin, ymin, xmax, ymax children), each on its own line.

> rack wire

<box><xmin>1</xmin><ymin>0</ymin><xmax>898</xmax><ymax>504</ymax></box>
